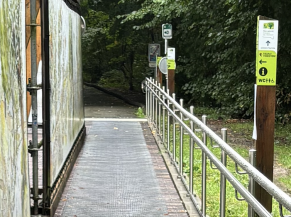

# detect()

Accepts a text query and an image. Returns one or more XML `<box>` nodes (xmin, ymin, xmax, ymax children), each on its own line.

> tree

<box><xmin>82</xmin><ymin>0</ymin><xmax>291</xmax><ymax>120</ymax></box>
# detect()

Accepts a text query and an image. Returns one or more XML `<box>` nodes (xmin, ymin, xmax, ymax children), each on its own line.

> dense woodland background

<box><xmin>80</xmin><ymin>0</ymin><xmax>291</xmax><ymax>122</ymax></box>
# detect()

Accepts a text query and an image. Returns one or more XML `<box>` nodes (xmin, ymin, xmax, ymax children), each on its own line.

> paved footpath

<box><xmin>54</xmin><ymin>86</ymin><xmax>190</xmax><ymax>216</ymax></box>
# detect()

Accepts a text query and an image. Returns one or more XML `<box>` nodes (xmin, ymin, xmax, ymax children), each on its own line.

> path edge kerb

<box><xmin>147</xmin><ymin>123</ymin><xmax>201</xmax><ymax>217</ymax></box>
<box><xmin>84</xmin><ymin>82</ymin><xmax>145</xmax><ymax>108</ymax></box>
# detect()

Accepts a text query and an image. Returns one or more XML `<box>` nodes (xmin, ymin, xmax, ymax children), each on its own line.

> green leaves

<box><xmin>82</xmin><ymin>0</ymin><xmax>291</xmax><ymax>120</ymax></box>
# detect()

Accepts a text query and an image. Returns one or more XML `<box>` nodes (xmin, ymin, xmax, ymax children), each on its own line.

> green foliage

<box><xmin>135</xmin><ymin>107</ymin><xmax>145</xmax><ymax>118</ymax></box>
<box><xmin>80</xmin><ymin>0</ymin><xmax>152</xmax><ymax>89</ymax></box>
<box><xmin>82</xmin><ymin>0</ymin><xmax>291</xmax><ymax>120</ymax></box>
<box><xmin>117</xmin><ymin>0</ymin><xmax>291</xmax><ymax>120</ymax></box>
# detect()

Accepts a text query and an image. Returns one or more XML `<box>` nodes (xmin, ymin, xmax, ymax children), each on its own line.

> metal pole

<box><xmin>165</xmin><ymin>39</ymin><xmax>168</xmax><ymax>55</ymax></box>
<box><xmin>149</xmin><ymin>78</ymin><xmax>153</xmax><ymax>124</ymax></box>
<box><xmin>162</xmin><ymin>86</ymin><xmax>166</xmax><ymax>144</ymax></box>
<box><xmin>172</xmin><ymin>93</ymin><xmax>176</xmax><ymax>162</ymax></box>
<box><xmin>155</xmin><ymin>81</ymin><xmax>158</xmax><ymax>127</ymax></box>
<box><xmin>167</xmin><ymin>89</ymin><xmax>170</xmax><ymax>151</ymax></box>
<box><xmin>220</xmin><ymin>128</ymin><xmax>228</xmax><ymax>217</ymax></box>
<box><xmin>202</xmin><ymin>115</ymin><xmax>207</xmax><ymax>215</ymax></box>
<box><xmin>189</xmin><ymin>106</ymin><xmax>194</xmax><ymax>194</ymax></box>
<box><xmin>146</xmin><ymin>80</ymin><xmax>148</xmax><ymax>117</ymax></box>
<box><xmin>148</xmin><ymin>79</ymin><xmax>151</xmax><ymax>122</ymax></box>
<box><xmin>166</xmin><ymin>74</ymin><xmax>168</xmax><ymax>92</ymax></box>
<box><xmin>179</xmin><ymin>99</ymin><xmax>184</xmax><ymax>174</ymax></box>
<box><xmin>249</xmin><ymin>149</ymin><xmax>256</xmax><ymax>217</ymax></box>
<box><xmin>154</xmin><ymin>64</ymin><xmax>157</xmax><ymax>81</ymax></box>
<box><xmin>42</xmin><ymin>0</ymin><xmax>51</xmax><ymax>212</ymax></box>
<box><xmin>158</xmin><ymin>83</ymin><xmax>161</xmax><ymax>135</ymax></box>
<box><xmin>30</xmin><ymin>0</ymin><xmax>39</xmax><ymax>214</ymax></box>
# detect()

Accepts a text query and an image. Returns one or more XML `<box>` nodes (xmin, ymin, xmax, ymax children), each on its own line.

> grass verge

<box><xmin>158</xmin><ymin>107</ymin><xmax>291</xmax><ymax>216</ymax></box>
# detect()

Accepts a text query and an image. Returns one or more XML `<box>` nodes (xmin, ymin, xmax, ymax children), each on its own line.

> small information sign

<box><xmin>256</xmin><ymin>18</ymin><xmax>279</xmax><ymax>86</ymax></box>
<box><xmin>167</xmin><ymin>48</ymin><xmax>175</xmax><ymax>60</ymax></box>
<box><xmin>148</xmin><ymin>44</ymin><xmax>160</xmax><ymax>63</ymax></box>
<box><xmin>162</xmin><ymin>24</ymin><xmax>172</xmax><ymax>39</ymax></box>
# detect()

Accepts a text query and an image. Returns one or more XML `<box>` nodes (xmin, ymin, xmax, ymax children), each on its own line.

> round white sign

<box><xmin>159</xmin><ymin>57</ymin><xmax>168</xmax><ymax>74</ymax></box>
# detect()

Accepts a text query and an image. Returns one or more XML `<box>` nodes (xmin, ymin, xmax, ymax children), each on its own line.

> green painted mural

<box><xmin>49</xmin><ymin>0</ymin><xmax>84</xmax><ymax>185</ymax></box>
<box><xmin>0</xmin><ymin>0</ymin><xmax>30</xmax><ymax>216</ymax></box>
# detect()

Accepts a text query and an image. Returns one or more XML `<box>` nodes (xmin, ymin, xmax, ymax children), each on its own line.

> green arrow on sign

<box><xmin>259</xmin><ymin>60</ymin><xmax>267</xmax><ymax>64</ymax></box>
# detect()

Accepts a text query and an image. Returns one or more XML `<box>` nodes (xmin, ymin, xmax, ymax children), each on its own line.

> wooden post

<box><xmin>255</xmin><ymin>86</ymin><xmax>276</xmax><ymax>214</ymax></box>
<box><xmin>168</xmin><ymin>69</ymin><xmax>175</xmax><ymax>96</ymax></box>
<box><xmin>254</xmin><ymin>15</ymin><xmax>278</xmax><ymax>215</ymax></box>
<box><xmin>157</xmin><ymin>67</ymin><xmax>163</xmax><ymax>85</ymax></box>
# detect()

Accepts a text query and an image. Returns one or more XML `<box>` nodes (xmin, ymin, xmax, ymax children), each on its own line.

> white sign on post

<box><xmin>162</xmin><ymin>24</ymin><xmax>172</xmax><ymax>39</ymax></box>
<box><xmin>167</xmin><ymin>48</ymin><xmax>175</xmax><ymax>60</ymax></box>
<box><xmin>258</xmin><ymin>20</ymin><xmax>278</xmax><ymax>52</ymax></box>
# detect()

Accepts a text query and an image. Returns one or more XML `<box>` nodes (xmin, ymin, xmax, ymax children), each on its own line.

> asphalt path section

<box><xmin>83</xmin><ymin>85</ymin><xmax>141</xmax><ymax>119</ymax></box>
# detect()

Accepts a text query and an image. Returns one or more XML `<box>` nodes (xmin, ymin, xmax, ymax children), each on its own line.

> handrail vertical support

<box><xmin>179</xmin><ymin>99</ymin><xmax>184</xmax><ymax>174</ymax></box>
<box><xmin>172</xmin><ymin>93</ymin><xmax>176</xmax><ymax>162</ymax></box>
<box><xmin>220</xmin><ymin>128</ymin><xmax>227</xmax><ymax>217</ymax></box>
<box><xmin>167</xmin><ymin>89</ymin><xmax>170</xmax><ymax>151</ymax></box>
<box><xmin>202</xmin><ymin>115</ymin><xmax>207</xmax><ymax>215</ymax></box>
<box><xmin>162</xmin><ymin>86</ymin><xmax>166</xmax><ymax>144</ymax></box>
<box><xmin>189</xmin><ymin>106</ymin><xmax>194</xmax><ymax>194</ymax></box>
<box><xmin>249</xmin><ymin>149</ymin><xmax>256</xmax><ymax>217</ymax></box>
<box><xmin>158</xmin><ymin>83</ymin><xmax>161</xmax><ymax>135</ymax></box>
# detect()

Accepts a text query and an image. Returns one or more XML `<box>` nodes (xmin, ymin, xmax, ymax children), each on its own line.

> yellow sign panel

<box><xmin>157</xmin><ymin>57</ymin><xmax>176</xmax><ymax>70</ymax></box>
<box><xmin>168</xmin><ymin>59</ymin><xmax>176</xmax><ymax>70</ymax></box>
<box><xmin>256</xmin><ymin>18</ymin><xmax>278</xmax><ymax>86</ymax></box>
<box><xmin>256</xmin><ymin>51</ymin><xmax>277</xmax><ymax>85</ymax></box>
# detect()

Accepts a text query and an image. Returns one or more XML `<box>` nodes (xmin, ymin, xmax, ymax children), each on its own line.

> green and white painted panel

<box><xmin>49</xmin><ymin>0</ymin><xmax>84</xmax><ymax>185</ymax></box>
<box><xmin>0</xmin><ymin>0</ymin><xmax>30</xmax><ymax>216</ymax></box>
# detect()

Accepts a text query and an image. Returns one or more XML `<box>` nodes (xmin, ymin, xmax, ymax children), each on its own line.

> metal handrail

<box><xmin>145</xmin><ymin>77</ymin><xmax>291</xmax><ymax>216</ymax></box>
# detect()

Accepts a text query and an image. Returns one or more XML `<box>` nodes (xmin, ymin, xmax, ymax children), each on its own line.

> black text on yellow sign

<box><xmin>256</xmin><ymin>51</ymin><xmax>277</xmax><ymax>86</ymax></box>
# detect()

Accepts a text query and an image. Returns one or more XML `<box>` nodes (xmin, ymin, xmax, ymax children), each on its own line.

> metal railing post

<box><xmin>151</xmin><ymin>80</ymin><xmax>155</xmax><ymax>125</ymax></box>
<box><xmin>149</xmin><ymin>78</ymin><xmax>152</xmax><ymax>124</ymax></box>
<box><xmin>248</xmin><ymin>149</ymin><xmax>256</xmax><ymax>217</ymax></box>
<box><xmin>162</xmin><ymin>86</ymin><xmax>166</xmax><ymax>144</ymax></box>
<box><xmin>158</xmin><ymin>83</ymin><xmax>161</xmax><ymax>135</ymax></box>
<box><xmin>220</xmin><ymin>128</ymin><xmax>228</xmax><ymax>217</ymax></box>
<box><xmin>151</xmin><ymin>80</ymin><xmax>155</xmax><ymax>124</ymax></box>
<box><xmin>146</xmin><ymin>80</ymin><xmax>148</xmax><ymax>118</ymax></box>
<box><xmin>167</xmin><ymin>89</ymin><xmax>170</xmax><ymax>151</ymax></box>
<box><xmin>155</xmin><ymin>81</ymin><xmax>158</xmax><ymax>127</ymax></box>
<box><xmin>189</xmin><ymin>106</ymin><xmax>194</xmax><ymax>194</ymax></box>
<box><xmin>29</xmin><ymin>0</ymin><xmax>39</xmax><ymax>214</ymax></box>
<box><xmin>179</xmin><ymin>99</ymin><xmax>184</xmax><ymax>174</ymax></box>
<box><xmin>202</xmin><ymin>115</ymin><xmax>207</xmax><ymax>215</ymax></box>
<box><xmin>172</xmin><ymin>93</ymin><xmax>176</xmax><ymax>162</ymax></box>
